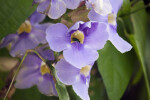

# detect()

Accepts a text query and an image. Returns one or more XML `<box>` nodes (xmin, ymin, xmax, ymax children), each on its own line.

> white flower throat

<box><xmin>80</xmin><ymin>65</ymin><xmax>91</xmax><ymax>77</ymax></box>
<box><xmin>71</xmin><ymin>30</ymin><xmax>84</xmax><ymax>44</ymax></box>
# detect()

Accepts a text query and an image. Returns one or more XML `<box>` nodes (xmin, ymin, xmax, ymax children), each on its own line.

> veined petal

<box><xmin>63</xmin><ymin>45</ymin><xmax>98</xmax><ymax>68</ymax></box>
<box><xmin>109</xmin><ymin>26</ymin><xmax>132</xmax><ymax>53</ymax></box>
<box><xmin>64</xmin><ymin>0</ymin><xmax>81</xmax><ymax>9</ymax></box>
<box><xmin>72</xmin><ymin>76</ymin><xmax>90</xmax><ymax>100</ymax></box>
<box><xmin>48</xmin><ymin>0</ymin><xmax>66</xmax><ymax>19</ymax></box>
<box><xmin>46</xmin><ymin>23</ymin><xmax>69</xmax><ymax>52</ymax></box>
<box><xmin>84</xmin><ymin>22</ymin><xmax>109</xmax><ymax>50</ymax></box>
<box><xmin>55</xmin><ymin>59</ymin><xmax>80</xmax><ymax>85</ymax></box>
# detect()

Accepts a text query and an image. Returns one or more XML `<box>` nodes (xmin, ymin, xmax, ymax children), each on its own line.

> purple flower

<box><xmin>86</xmin><ymin>0</ymin><xmax>112</xmax><ymax>16</ymax></box>
<box><xmin>15</xmin><ymin>48</ymin><xmax>57</xmax><ymax>96</ymax></box>
<box><xmin>46</xmin><ymin>21</ymin><xmax>108</xmax><ymax>68</ymax></box>
<box><xmin>88</xmin><ymin>0</ymin><xmax>132</xmax><ymax>53</ymax></box>
<box><xmin>55</xmin><ymin>59</ymin><xmax>92</xmax><ymax>100</ymax></box>
<box><xmin>34</xmin><ymin>0</ymin><xmax>82</xmax><ymax>19</ymax></box>
<box><xmin>0</xmin><ymin>11</ymin><xmax>51</xmax><ymax>57</ymax></box>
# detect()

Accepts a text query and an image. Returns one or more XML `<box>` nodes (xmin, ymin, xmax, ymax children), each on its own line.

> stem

<box><xmin>3</xmin><ymin>51</ymin><xmax>29</xmax><ymax>100</ymax></box>
<box><xmin>3</xmin><ymin>49</ymin><xmax>46</xmax><ymax>100</ymax></box>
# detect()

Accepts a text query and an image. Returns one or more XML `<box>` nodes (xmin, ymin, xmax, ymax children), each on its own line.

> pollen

<box><xmin>71</xmin><ymin>30</ymin><xmax>84</xmax><ymax>44</ymax></box>
<box><xmin>17</xmin><ymin>20</ymin><xmax>32</xmax><ymax>34</ymax></box>
<box><xmin>80</xmin><ymin>65</ymin><xmax>91</xmax><ymax>77</ymax></box>
<box><xmin>40</xmin><ymin>62</ymin><xmax>50</xmax><ymax>76</ymax></box>
<box><xmin>108</xmin><ymin>13</ymin><xmax>116</xmax><ymax>25</ymax></box>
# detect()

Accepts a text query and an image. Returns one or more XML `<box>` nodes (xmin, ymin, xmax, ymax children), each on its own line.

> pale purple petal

<box><xmin>64</xmin><ymin>0</ymin><xmax>81</xmax><ymax>9</ymax></box>
<box><xmin>34</xmin><ymin>23</ymin><xmax>52</xmax><ymax>32</ymax></box>
<box><xmin>84</xmin><ymin>22</ymin><xmax>109</xmax><ymax>50</ymax></box>
<box><xmin>30</xmin><ymin>11</ymin><xmax>45</xmax><ymax>25</ymax></box>
<box><xmin>109</xmin><ymin>0</ymin><xmax>123</xmax><ymax>14</ymax></box>
<box><xmin>15</xmin><ymin>68</ymin><xmax>39</xmax><ymax>89</ymax></box>
<box><xmin>0</xmin><ymin>34</ymin><xmax>18</xmax><ymax>48</ymax></box>
<box><xmin>36</xmin><ymin>45</ymin><xmax>55</xmax><ymax>61</ymax></box>
<box><xmin>72</xmin><ymin>76</ymin><xmax>90</xmax><ymax>100</ymax></box>
<box><xmin>63</xmin><ymin>45</ymin><xmax>99</xmax><ymax>68</ymax></box>
<box><xmin>46</xmin><ymin>23</ymin><xmax>69</xmax><ymax>52</ymax></box>
<box><xmin>55</xmin><ymin>59</ymin><xmax>80</xmax><ymax>85</ymax></box>
<box><xmin>37</xmin><ymin>75</ymin><xmax>58</xmax><ymax>96</ymax></box>
<box><xmin>10</xmin><ymin>33</ymin><xmax>41</xmax><ymax>57</ymax></box>
<box><xmin>109</xmin><ymin>26</ymin><xmax>132</xmax><ymax>53</ymax></box>
<box><xmin>37</xmin><ymin>0</ymin><xmax>50</xmax><ymax>14</ymax></box>
<box><xmin>88</xmin><ymin>9</ymin><xmax>107</xmax><ymax>22</ymax></box>
<box><xmin>68</xmin><ymin>21</ymin><xmax>84</xmax><ymax>32</ymax></box>
<box><xmin>48</xmin><ymin>0</ymin><xmax>66</xmax><ymax>19</ymax></box>
<box><xmin>23</xmin><ymin>54</ymin><xmax>41</xmax><ymax>68</ymax></box>
<box><xmin>30</xmin><ymin>28</ymin><xmax>47</xmax><ymax>44</ymax></box>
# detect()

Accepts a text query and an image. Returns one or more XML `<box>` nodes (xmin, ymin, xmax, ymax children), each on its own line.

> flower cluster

<box><xmin>0</xmin><ymin>0</ymin><xmax>132</xmax><ymax>100</ymax></box>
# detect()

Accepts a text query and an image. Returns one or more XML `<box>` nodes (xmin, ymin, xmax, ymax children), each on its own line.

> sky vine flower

<box><xmin>46</xmin><ymin>21</ymin><xmax>108</xmax><ymax>68</ymax></box>
<box><xmin>0</xmin><ymin>11</ymin><xmax>50</xmax><ymax>57</ymax></box>
<box><xmin>34</xmin><ymin>0</ymin><xmax>82</xmax><ymax>19</ymax></box>
<box><xmin>55</xmin><ymin>58</ymin><xmax>92</xmax><ymax>100</ymax></box>
<box><xmin>15</xmin><ymin>47</ymin><xmax>57</xmax><ymax>96</ymax></box>
<box><xmin>88</xmin><ymin>0</ymin><xmax>132</xmax><ymax>53</ymax></box>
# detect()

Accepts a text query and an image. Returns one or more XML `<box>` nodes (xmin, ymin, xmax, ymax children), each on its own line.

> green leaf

<box><xmin>97</xmin><ymin>41</ymin><xmax>134</xmax><ymax>100</ymax></box>
<box><xmin>0</xmin><ymin>0</ymin><xmax>36</xmax><ymax>40</ymax></box>
<box><xmin>118</xmin><ymin>0</ymin><xmax>131</xmax><ymax>16</ymax></box>
<box><xmin>128</xmin><ymin>1</ymin><xmax>150</xmax><ymax>99</ymax></box>
<box><xmin>12</xmin><ymin>86</ymin><xmax>59</xmax><ymax>100</ymax></box>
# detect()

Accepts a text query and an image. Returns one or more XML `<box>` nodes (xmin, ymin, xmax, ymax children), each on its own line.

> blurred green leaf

<box><xmin>0</xmin><ymin>0</ymin><xmax>36</xmax><ymax>40</ymax></box>
<box><xmin>12</xmin><ymin>86</ymin><xmax>59</xmax><ymax>100</ymax></box>
<box><xmin>97</xmin><ymin>41</ymin><xmax>134</xmax><ymax>100</ymax></box>
<box><xmin>118</xmin><ymin>0</ymin><xmax>131</xmax><ymax>16</ymax></box>
<box><xmin>89</xmin><ymin>70</ymin><xmax>108</xmax><ymax>100</ymax></box>
<box><xmin>128</xmin><ymin>1</ymin><xmax>150</xmax><ymax>98</ymax></box>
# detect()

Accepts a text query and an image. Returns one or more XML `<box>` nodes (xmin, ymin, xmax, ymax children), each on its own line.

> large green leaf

<box><xmin>97</xmin><ymin>41</ymin><xmax>134</xmax><ymax>100</ymax></box>
<box><xmin>128</xmin><ymin>1</ymin><xmax>150</xmax><ymax>99</ymax></box>
<box><xmin>0</xmin><ymin>0</ymin><xmax>36</xmax><ymax>40</ymax></box>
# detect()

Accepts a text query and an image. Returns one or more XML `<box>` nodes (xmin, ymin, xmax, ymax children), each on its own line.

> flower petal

<box><xmin>88</xmin><ymin>9</ymin><xmax>107</xmax><ymax>22</ymax></box>
<box><xmin>72</xmin><ymin>76</ymin><xmax>90</xmax><ymax>100</ymax></box>
<box><xmin>63</xmin><ymin>45</ymin><xmax>98</xmax><ymax>68</ymax></box>
<box><xmin>109</xmin><ymin>26</ymin><xmax>132</xmax><ymax>53</ymax></box>
<box><xmin>64</xmin><ymin>0</ymin><xmax>81</xmax><ymax>9</ymax></box>
<box><xmin>48</xmin><ymin>0</ymin><xmax>66</xmax><ymax>19</ymax></box>
<box><xmin>37</xmin><ymin>0</ymin><xmax>50</xmax><ymax>14</ymax></box>
<box><xmin>30</xmin><ymin>11</ymin><xmax>46</xmax><ymax>25</ymax></box>
<box><xmin>15</xmin><ymin>67</ymin><xmax>39</xmax><ymax>89</ymax></box>
<box><xmin>46</xmin><ymin>23</ymin><xmax>69</xmax><ymax>52</ymax></box>
<box><xmin>109</xmin><ymin>0</ymin><xmax>123</xmax><ymax>14</ymax></box>
<box><xmin>84</xmin><ymin>22</ymin><xmax>109</xmax><ymax>50</ymax></box>
<box><xmin>37</xmin><ymin>75</ymin><xmax>58</xmax><ymax>96</ymax></box>
<box><xmin>55</xmin><ymin>59</ymin><xmax>80</xmax><ymax>85</ymax></box>
<box><xmin>0</xmin><ymin>34</ymin><xmax>18</xmax><ymax>48</ymax></box>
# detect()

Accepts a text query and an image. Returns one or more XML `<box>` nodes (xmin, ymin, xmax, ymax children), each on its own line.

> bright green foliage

<box><xmin>97</xmin><ymin>41</ymin><xmax>134</xmax><ymax>100</ymax></box>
